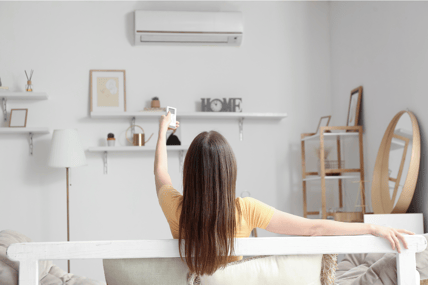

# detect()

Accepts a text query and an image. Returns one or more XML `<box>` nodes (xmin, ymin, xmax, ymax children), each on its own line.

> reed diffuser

<box><xmin>25</xmin><ymin>70</ymin><xmax>34</xmax><ymax>92</ymax></box>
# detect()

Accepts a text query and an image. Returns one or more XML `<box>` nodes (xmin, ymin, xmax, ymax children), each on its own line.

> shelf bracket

<box><xmin>131</xmin><ymin>117</ymin><xmax>136</xmax><ymax>137</ymax></box>
<box><xmin>2</xmin><ymin>98</ymin><xmax>7</xmax><ymax>121</ymax></box>
<box><xmin>103</xmin><ymin>151</ymin><xmax>108</xmax><ymax>175</ymax></box>
<box><xmin>29</xmin><ymin>132</ymin><xmax>33</xmax><ymax>155</ymax></box>
<box><xmin>179</xmin><ymin>150</ymin><xmax>184</xmax><ymax>173</ymax></box>
<box><xmin>239</xmin><ymin>118</ymin><xmax>244</xmax><ymax>141</ymax></box>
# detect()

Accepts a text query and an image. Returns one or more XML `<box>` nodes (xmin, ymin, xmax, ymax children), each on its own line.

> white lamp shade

<box><xmin>48</xmin><ymin>129</ymin><xmax>87</xmax><ymax>168</ymax></box>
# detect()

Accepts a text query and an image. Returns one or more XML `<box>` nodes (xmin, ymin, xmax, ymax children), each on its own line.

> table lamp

<box><xmin>48</xmin><ymin>129</ymin><xmax>86</xmax><ymax>273</ymax></box>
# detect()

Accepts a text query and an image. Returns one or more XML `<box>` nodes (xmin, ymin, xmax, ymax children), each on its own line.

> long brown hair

<box><xmin>178</xmin><ymin>131</ymin><xmax>240</xmax><ymax>276</ymax></box>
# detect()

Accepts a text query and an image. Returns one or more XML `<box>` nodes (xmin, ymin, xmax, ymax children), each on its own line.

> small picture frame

<box><xmin>9</xmin><ymin>109</ymin><xmax>28</xmax><ymax>127</ymax></box>
<box><xmin>347</xmin><ymin>86</ymin><xmax>363</xmax><ymax>126</ymax></box>
<box><xmin>90</xmin><ymin>70</ymin><xmax>126</xmax><ymax>112</ymax></box>
<box><xmin>315</xmin><ymin>116</ymin><xmax>331</xmax><ymax>134</ymax></box>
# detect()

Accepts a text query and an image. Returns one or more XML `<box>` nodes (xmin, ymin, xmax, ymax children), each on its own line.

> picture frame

<box><xmin>90</xmin><ymin>70</ymin><xmax>126</xmax><ymax>112</ymax></box>
<box><xmin>347</xmin><ymin>86</ymin><xmax>363</xmax><ymax>127</ymax></box>
<box><xmin>9</xmin><ymin>109</ymin><xmax>28</xmax><ymax>127</ymax></box>
<box><xmin>315</xmin><ymin>115</ymin><xmax>331</xmax><ymax>134</ymax></box>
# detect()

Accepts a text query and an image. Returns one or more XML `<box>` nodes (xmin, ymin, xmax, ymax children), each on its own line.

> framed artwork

<box><xmin>347</xmin><ymin>86</ymin><xmax>363</xmax><ymax>126</ymax></box>
<box><xmin>9</xmin><ymin>109</ymin><xmax>28</xmax><ymax>127</ymax></box>
<box><xmin>90</xmin><ymin>70</ymin><xmax>126</xmax><ymax>112</ymax></box>
<box><xmin>315</xmin><ymin>115</ymin><xmax>331</xmax><ymax>134</ymax></box>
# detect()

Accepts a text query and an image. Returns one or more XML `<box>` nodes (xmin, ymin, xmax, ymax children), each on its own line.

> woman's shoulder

<box><xmin>158</xmin><ymin>185</ymin><xmax>182</xmax><ymax>203</ymax></box>
<box><xmin>236</xmin><ymin>196</ymin><xmax>275</xmax><ymax>214</ymax></box>
<box><xmin>235</xmin><ymin>196</ymin><xmax>258</xmax><ymax>207</ymax></box>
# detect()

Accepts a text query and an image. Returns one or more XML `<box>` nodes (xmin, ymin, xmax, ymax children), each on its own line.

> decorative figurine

<box><xmin>201</xmin><ymin>98</ymin><xmax>242</xmax><ymax>112</ymax></box>
<box><xmin>141</xmin><ymin>97</ymin><xmax>166</xmax><ymax>112</ymax></box>
<box><xmin>25</xmin><ymin>70</ymin><xmax>34</xmax><ymax>92</ymax></box>
<box><xmin>107</xmin><ymin>133</ymin><xmax>115</xmax><ymax>146</ymax></box>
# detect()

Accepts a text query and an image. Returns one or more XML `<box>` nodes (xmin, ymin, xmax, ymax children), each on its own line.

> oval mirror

<box><xmin>371</xmin><ymin>111</ymin><xmax>421</xmax><ymax>214</ymax></box>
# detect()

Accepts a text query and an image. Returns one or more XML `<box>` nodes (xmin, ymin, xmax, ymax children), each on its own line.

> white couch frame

<box><xmin>7</xmin><ymin>235</ymin><xmax>427</xmax><ymax>285</ymax></box>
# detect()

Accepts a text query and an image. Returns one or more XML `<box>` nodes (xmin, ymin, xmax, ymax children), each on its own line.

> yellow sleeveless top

<box><xmin>158</xmin><ymin>185</ymin><xmax>275</xmax><ymax>262</ymax></box>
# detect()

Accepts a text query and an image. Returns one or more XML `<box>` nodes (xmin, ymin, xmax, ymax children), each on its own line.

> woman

<box><xmin>154</xmin><ymin>112</ymin><xmax>414</xmax><ymax>276</ymax></box>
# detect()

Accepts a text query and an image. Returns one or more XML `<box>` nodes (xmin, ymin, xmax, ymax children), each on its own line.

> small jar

<box><xmin>107</xmin><ymin>133</ymin><xmax>115</xmax><ymax>146</ymax></box>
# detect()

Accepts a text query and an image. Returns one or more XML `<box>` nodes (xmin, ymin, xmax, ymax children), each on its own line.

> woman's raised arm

<box><xmin>154</xmin><ymin>112</ymin><xmax>179</xmax><ymax>196</ymax></box>
<box><xmin>265</xmin><ymin>209</ymin><xmax>414</xmax><ymax>253</ymax></box>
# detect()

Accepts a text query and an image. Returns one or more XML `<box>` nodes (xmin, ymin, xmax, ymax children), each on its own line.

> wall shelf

<box><xmin>90</xmin><ymin>111</ymin><xmax>287</xmax><ymax>119</ymax></box>
<box><xmin>0</xmin><ymin>127</ymin><xmax>50</xmax><ymax>134</ymax></box>
<box><xmin>90</xmin><ymin>112</ymin><xmax>287</xmax><ymax>141</ymax></box>
<box><xmin>0</xmin><ymin>127</ymin><xmax>50</xmax><ymax>155</ymax></box>
<box><xmin>0</xmin><ymin>92</ymin><xmax>49</xmax><ymax>100</ymax></box>
<box><xmin>87</xmin><ymin>145</ymin><xmax>188</xmax><ymax>174</ymax></box>
<box><xmin>1</xmin><ymin>92</ymin><xmax>49</xmax><ymax>121</ymax></box>
<box><xmin>303</xmin><ymin>175</ymin><xmax>361</xmax><ymax>182</ymax></box>
<box><xmin>88</xmin><ymin>145</ymin><xmax>187</xmax><ymax>152</ymax></box>
<box><xmin>301</xmin><ymin>131</ymin><xmax>359</xmax><ymax>142</ymax></box>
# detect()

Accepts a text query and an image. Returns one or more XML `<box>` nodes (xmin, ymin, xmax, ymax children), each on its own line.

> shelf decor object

<box><xmin>301</xmin><ymin>125</ymin><xmax>366</xmax><ymax>220</ymax></box>
<box><xmin>371</xmin><ymin>110</ymin><xmax>420</xmax><ymax>214</ymax></box>
<box><xmin>315</xmin><ymin>116</ymin><xmax>331</xmax><ymax>134</ymax></box>
<box><xmin>9</xmin><ymin>109</ymin><xmax>28</xmax><ymax>127</ymax></box>
<box><xmin>24</xmin><ymin>70</ymin><xmax>34</xmax><ymax>92</ymax></box>
<box><xmin>88</xmin><ymin>145</ymin><xmax>188</xmax><ymax>175</ymax></box>
<box><xmin>90</xmin><ymin>112</ymin><xmax>287</xmax><ymax>141</ymax></box>
<box><xmin>201</xmin><ymin>98</ymin><xmax>243</xmax><ymax>112</ymax></box>
<box><xmin>125</xmin><ymin>125</ymin><xmax>153</xmax><ymax>146</ymax></box>
<box><xmin>0</xmin><ymin>91</ymin><xmax>48</xmax><ymax>121</ymax></box>
<box><xmin>347</xmin><ymin>86</ymin><xmax>363</xmax><ymax>127</ymax></box>
<box><xmin>48</xmin><ymin>129</ymin><xmax>87</xmax><ymax>274</ymax></box>
<box><xmin>90</xmin><ymin>70</ymin><xmax>126</xmax><ymax>113</ymax></box>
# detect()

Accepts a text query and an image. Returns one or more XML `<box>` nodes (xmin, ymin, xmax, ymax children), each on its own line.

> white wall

<box><xmin>330</xmin><ymin>2</ymin><xmax>428</xmax><ymax>228</ymax></box>
<box><xmin>0</xmin><ymin>1</ymin><xmax>331</xmax><ymax>281</ymax></box>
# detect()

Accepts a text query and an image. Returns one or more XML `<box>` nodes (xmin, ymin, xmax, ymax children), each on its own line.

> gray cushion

<box><xmin>336</xmin><ymin>234</ymin><xmax>428</xmax><ymax>285</ymax></box>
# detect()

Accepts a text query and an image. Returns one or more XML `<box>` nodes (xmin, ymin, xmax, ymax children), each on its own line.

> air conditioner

<box><xmin>134</xmin><ymin>11</ymin><xmax>243</xmax><ymax>46</ymax></box>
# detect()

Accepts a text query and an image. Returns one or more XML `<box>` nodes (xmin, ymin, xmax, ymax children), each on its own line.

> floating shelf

<box><xmin>90</xmin><ymin>112</ymin><xmax>287</xmax><ymax>142</ymax></box>
<box><xmin>0</xmin><ymin>127</ymin><xmax>50</xmax><ymax>155</ymax></box>
<box><xmin>90</xmin><ymin>112</ymin><xmax>287</xmax><ymax>119</ymax></box>
<box><xmin>301</xmin><ymin>132</ymin><xmax>359</xmax><ymax>142</ymax></box>
<box><xmin>88</xmin><ymin>145</ymin><xmax>188</xmax><ymax>152</ymax></box>
<box><xmin>0</xmin><ymin>92</ymin><xmax>49</xmax><ymax>100</ymax></box>
<box><xmin>88</xmin><ymin>145</ymin><xmax>188</xmax><ymax>174</ymax></box>
<box><xmin>303</xmin><ymin>175</ymin><xmax>361</xmax><ymax>182</ymax></box>
<box><xmin>0</xmin><ymin>127</ymin><xmax>50</xmax><ymax>134</ymax></box>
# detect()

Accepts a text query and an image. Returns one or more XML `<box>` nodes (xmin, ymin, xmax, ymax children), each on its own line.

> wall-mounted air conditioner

<box><xmin>134</xmin><ymin>11</ymin><xmax>243</xmax><ymax>46</ymax></box>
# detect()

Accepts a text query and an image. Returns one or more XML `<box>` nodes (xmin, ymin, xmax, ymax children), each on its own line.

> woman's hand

<box><xmin>370</xmin><ymin>224</ymin><xmax>414</xmax><ymax>253</ymax></box>
<box><xmin>159</xmin><ymin>112</ymin><xmax>180</xmax><ymax>134</ymax></box>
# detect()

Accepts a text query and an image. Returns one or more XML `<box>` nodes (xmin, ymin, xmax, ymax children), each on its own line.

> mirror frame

<box><xmin>371</xmin><ymin>111</ymin><xmax>421</xmax><ymax>214</ymax></box>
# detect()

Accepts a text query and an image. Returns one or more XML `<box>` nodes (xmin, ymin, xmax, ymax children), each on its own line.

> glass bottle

<box><xmin>26</xmin><ymin>80</ymin><xmax>33</xmax><ymax>92</ymax></box>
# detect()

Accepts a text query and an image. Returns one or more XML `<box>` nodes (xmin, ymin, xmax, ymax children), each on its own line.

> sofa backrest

<box><xmin>103</xmin><ymin>258</ymin><xmax>189</xmax><ymax>285</ymax></box>
<box><xmin>102</xmin><ymin>254</ymin><xmax>336</xmax><ymax>285</ymax></box>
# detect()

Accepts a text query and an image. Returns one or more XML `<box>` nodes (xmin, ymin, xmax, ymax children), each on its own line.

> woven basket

<box><xmin>317</xmin><ymin>160</ymin><xmax>345</xmax><ymax>176</ymax></box>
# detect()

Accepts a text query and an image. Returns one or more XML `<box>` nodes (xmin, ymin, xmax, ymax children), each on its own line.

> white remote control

<box><xmin>166</xmin><ymin>106</ymin><xmax>177</xmax><ymax>129</ymax></box>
